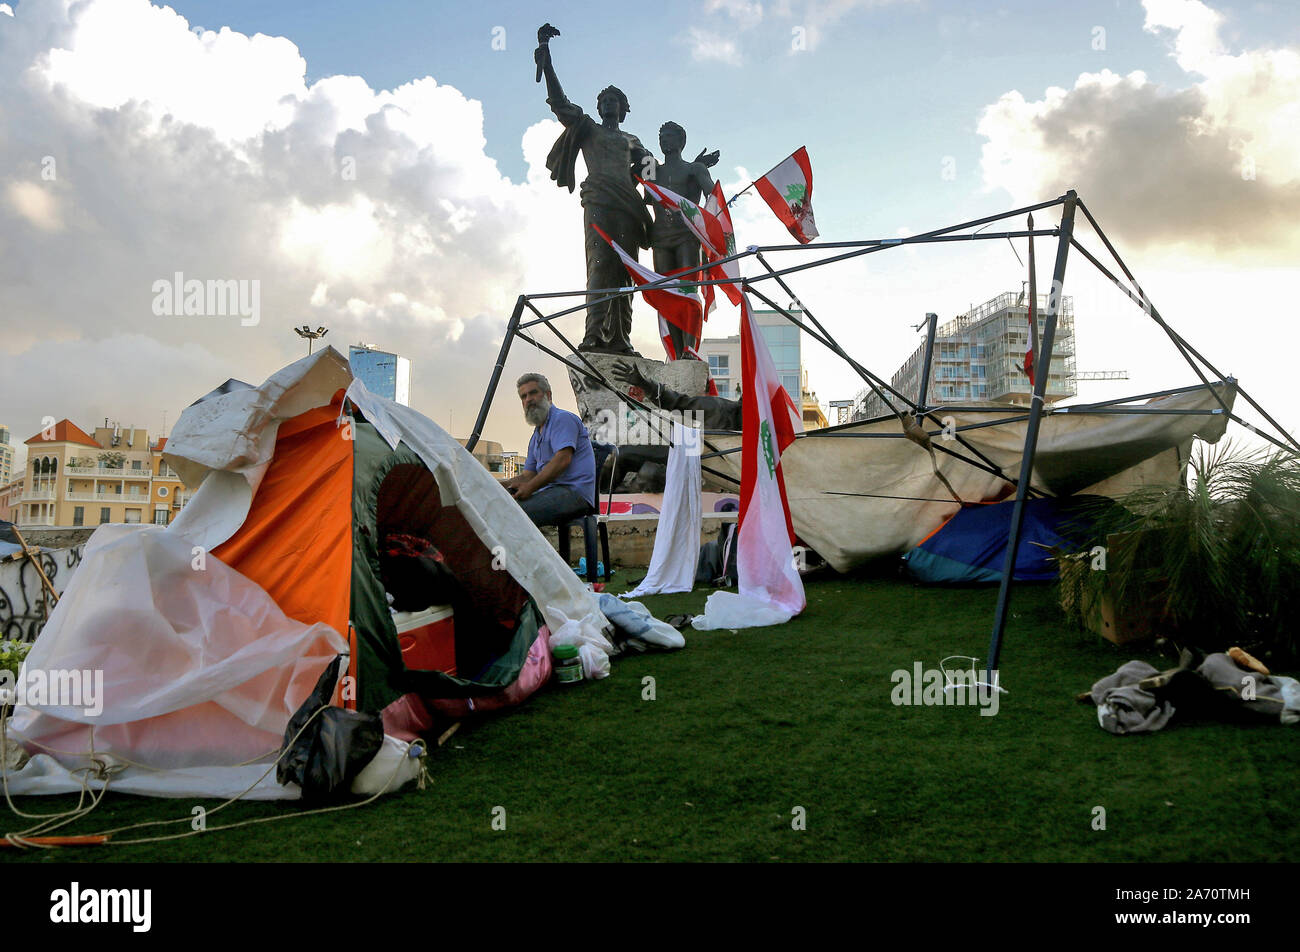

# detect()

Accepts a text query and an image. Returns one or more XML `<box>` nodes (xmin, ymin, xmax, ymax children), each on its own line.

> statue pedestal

<box><xmin>567</xmin><ymin>355</ymin><xmax>710</xmax><ymax>435</ymax></box>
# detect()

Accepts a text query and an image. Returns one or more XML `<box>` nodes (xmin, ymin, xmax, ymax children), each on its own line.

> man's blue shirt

<box><xmin>524</xmin><ymin>405</ymin><xmax>596</xmax><ymax>503</ymax></box>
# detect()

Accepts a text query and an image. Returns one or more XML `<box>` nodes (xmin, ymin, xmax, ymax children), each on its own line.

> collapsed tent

<box><xmin>705</xmin><ymin>383</ymin><xmax>1235</xmax><ymax>572</ymax></box>
<box><xmin>4</xmin><ymin>349</ymin><xmax>616</xmax><ymax>799</ymax></box>
<box><xmin>902</xmin><ymin>496</ymin><xmax>1116</xmax><ymax>584</ymax></box>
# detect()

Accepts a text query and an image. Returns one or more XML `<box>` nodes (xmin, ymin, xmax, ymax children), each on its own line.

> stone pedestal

<box><xmin>567</xmin><ymin>355</ymin><xmax>710</xmax><ymax>433</ymax></box>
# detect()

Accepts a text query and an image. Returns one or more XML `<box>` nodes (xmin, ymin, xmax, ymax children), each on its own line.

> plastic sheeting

<box><xmin>5</xmin><ymin>525</ymin><xmax>346</xmax><ymax>797</ymax></box>
<box><xmin>706</xmin><ymin>384</ymin><xmax>1235</xmax><ymax>572</ymax></box>
<box><xmin>622</xmin><ymin>423</ymin><xmax>702</xmax><ymax>598</ymax></box>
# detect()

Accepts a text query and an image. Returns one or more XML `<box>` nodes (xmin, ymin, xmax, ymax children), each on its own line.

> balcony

<box><xmin>21</xmin><ymin>488</ymin><xmax>57</xmax><ymax>501</ymax></box>
<box><xmin>66</xmin><ymin>465</ymin><xmax>152</xmax><ymax>478</ymax></box>
<box><xmin>66</xmin><ymin>491</ymin><xmax>150</xmax><ymax>503</ymax></box>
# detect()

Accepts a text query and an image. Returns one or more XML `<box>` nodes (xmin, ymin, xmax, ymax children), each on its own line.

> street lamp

<box><xmin>294</xmin><ymin>325</ymin><xmax>329</xmax><ymax>355</ymax></box>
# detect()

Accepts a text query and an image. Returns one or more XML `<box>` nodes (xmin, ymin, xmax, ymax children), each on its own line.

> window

<box><xmin>132</xmin><ymin>460</ymin><xmax>142</xmax><ymax>470</ymax></box>
<box><xmin>100</xmin><ymin>507</ymin><xmax>111</xmax><ymax>524</ymax></box>
<box><xmin>708</xmin><ymin>354</ymin><xmax>729</xmax><ymax>374</ymax></box>
<box><xmin>73</xmin><ymin>506</ymin><xmax>84</xmax><ymax>526</ymax></box>
<box><xmin>157</xmin><ymin>486</ymin><xmax>169</xmax><ymax>498</ymax></box>
<box><xmin>125</xmin><ymin>509</ymin><xmax>141</xmax><ymax>524</ymax></box>
<box><xmin>153</xmin><ymin>509</ymin><xmax>169</xmax><ymax>525</ymax></box>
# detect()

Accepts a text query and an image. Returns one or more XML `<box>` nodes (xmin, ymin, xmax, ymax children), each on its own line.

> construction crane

<box><xmin>1071</xmin><ymin>371</ymin><xmax>1129</xmax><ymax>381</ymax></box>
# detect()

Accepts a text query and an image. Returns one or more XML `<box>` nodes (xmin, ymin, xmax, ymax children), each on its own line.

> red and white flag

<box><xmin>641</xmin><ymin>178</ymin><xmax>743</xmax><ymax>308</ymax></box>
<box><xmin>754</xmin><ymin>147</ymin><xmax>819</xmax><ymax>244</ymax></box>
<box><xmin>693</xmin><ymin>293</ymin><xmax>805</xmax><ymax>629</ymax></box>
<box><xmin>704</xmin><ymin>181</ymin><xmax>743</xmax><ymax>306</ymax></box>
<box><xmin>1022</xmin><ymin>298</ymin><xmax>1036</xmax><ymax>387</ymax></box>
<box><xmin>591</xmin><ymin>223</ymin><xmax>703</xmax><ymax>343</ymax></box>
<box><xmin>1023</xmin><ymin>212</ymin><xmax>1039</xmax><ymax>387</ymax></box>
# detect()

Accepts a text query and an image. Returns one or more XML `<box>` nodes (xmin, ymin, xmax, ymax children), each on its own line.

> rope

<box><xmin>2</xmin><ymin>702</ymin><xmax>429</xmax><ymax>849</ymax></box>
<box><xmin>901</xmin><ymin>413</ymin><xmax>965</xmax><ymax>505</ymax></box>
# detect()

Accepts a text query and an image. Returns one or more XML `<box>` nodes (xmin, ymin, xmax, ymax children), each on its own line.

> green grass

<box><xmin>3</xmin><ymin>576</ymin><xmax>1297</xmax><ymax>862</ymax></box>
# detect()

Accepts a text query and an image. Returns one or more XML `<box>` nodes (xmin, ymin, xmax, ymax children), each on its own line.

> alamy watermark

<box><xmin>590</xmin><ymin>405</ymin><xmax>704</xmax><ymax>453</ymax></box>
<box><xmin>890</xmin><ymin>657</ymin><xmax>1003</xmax><ymax>716</ymax></box>
<box><xmin>152</xmin><ymin>272</ymin><xmax>260</xmax><ymax>326</ymax></box>
<box><xmin>0</xmin><ymin>667</ymin><xmax>104</xmax><ymax>716</ymax></box>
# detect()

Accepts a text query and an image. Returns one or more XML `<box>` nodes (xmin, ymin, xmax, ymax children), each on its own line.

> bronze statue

<box><xmin>644</xmin><ymin>121</ymin><xmax>719</xmax><ymax>355</ymax></box>
<box><xmin>536</xmin><ymin>24</ymin><xmax>653</xmax><ymax>355</ymax></box>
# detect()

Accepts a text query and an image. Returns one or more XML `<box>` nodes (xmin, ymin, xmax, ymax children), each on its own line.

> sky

<box><xmin>2</xmin><ymin>0</ymin><xmax>1298</xmax><ymax>470</ymax></box>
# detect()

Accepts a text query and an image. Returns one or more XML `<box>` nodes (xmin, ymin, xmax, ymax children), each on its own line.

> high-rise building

<box><xmin>349</xmin><ymin>344</ymin><xmax>411</xmax><ymax>406</ymax></box>
<box><xmin>853</xmin><ymin>291</ymin><xmax>1076</xmax><ymax>419</ymax></box>
<box><xmin>0</xmin><ymin>425</ymin><xmax>13</xmax><ymax>486</ymax></box>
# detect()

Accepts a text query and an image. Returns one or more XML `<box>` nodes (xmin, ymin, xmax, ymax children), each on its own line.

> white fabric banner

<box><xmin>623</xmin><ymin>423</ymin><xmax>702</xmax><ymax>598</ymax></box>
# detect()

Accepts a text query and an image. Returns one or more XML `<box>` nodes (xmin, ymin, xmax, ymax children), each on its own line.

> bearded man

<box><xmin>503</xmin><ymin>372</ymin><xmax>597</xmax><ymax>527</ymax></box>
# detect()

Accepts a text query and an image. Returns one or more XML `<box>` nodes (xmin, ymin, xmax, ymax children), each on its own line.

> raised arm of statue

<box><xmin>536</xmin><ymin>25</ymin><xmax>578</xmax><ymax>122</ymax></box>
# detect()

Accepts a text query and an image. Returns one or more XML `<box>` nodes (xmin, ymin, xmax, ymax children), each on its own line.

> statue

<box><xmin>644</xmin><ymin>121</ymin><xmax>719</xmax><ymax>355</ymax></box>
<box><xmin>536</xmin><ymin>24</ymin><xmax>653</xmax><ymax>355</ymax></box>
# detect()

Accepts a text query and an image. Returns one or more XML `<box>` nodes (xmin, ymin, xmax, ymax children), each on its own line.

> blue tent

<box><xmin>903</xmin><ymin>496</ymin><xmax>1112</xmax><ymax>584</ymax></box>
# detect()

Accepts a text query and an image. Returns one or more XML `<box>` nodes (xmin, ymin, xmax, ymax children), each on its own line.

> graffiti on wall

<box><xmin>0</xmin><ymin>546</ymin><xmax>84</xmax><ymax>643</ymax></box>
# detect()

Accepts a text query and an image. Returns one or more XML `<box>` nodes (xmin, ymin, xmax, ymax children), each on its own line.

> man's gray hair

<box><xmin>516</xmin><ymin>372</ymin><xmax>552</xmax><ymax>393</ymax></box>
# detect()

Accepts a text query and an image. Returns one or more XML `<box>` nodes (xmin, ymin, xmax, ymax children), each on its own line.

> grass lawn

<box><xmin>3</xmin><ymin>574</ymin><xmax>1297</xmax><ymax>863</ymax></box>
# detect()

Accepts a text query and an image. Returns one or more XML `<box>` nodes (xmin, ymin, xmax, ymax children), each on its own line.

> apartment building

<box><xmin>19</xmin><ymin>420</ymin><xmax>194</xmax><ymax>528</ymax></box>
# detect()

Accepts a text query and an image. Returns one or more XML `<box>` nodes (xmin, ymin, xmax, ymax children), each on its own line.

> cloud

<box><xmin>790</xmin><ymin>0</ymin><xmax>919</xmax><ymax>51</ymax></box>
<box><xmin>0</xmin><ymin>0</ymin><xmax>595</xmax><ymax>466</ymax></box>
<box><xmin>683</xmin><ymin>27</ymin><xmax>744</xmax><ymax>66</ymax></box>
<box><xmin>706</xmin><ymin>0</ymin><xmax>764</xmax><ymax>25</ymax></box>
<box><xmin>977</xmin><ymin>0</ymin><xmax>1300</xmax><ymax>259</ymax></box>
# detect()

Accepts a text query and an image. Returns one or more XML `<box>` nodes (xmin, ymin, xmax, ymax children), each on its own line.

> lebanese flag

<box><xmin>754</xmin><ymin>147</ymin><xmax>819</xmax><ymax>244</ymax></box>
<box><xmin>592</xmin><ymin>223</ymin><xmax>703</xmax><ymax>342</ymax></box>
<box><xmin>641</xmin><ymin>179</ymin><xmax>723</xmax><ymax>258</ymax></box>
<box><xmin>1022</xmin><ymin>299</ymin><xmax>1036</xmax><ymax>386</ymax></box>
<box><xmin>641</xmin><ymin>178</ymin><xmax>741</xmax><ymax>309</ymax></box>
<box><xmin>704</xmin><ymin>182</ymin><xmax>743</xmax><ymax>306</ymax></box>
<box><xmin>1023</xmin><ymin>212</ymin><xmax>1039</xmax><ymax>387</ymax></box>
<box><xmin>692</xmin><ymin>293</ymin><xmax>805</xmax><ymax>629</ymax></box>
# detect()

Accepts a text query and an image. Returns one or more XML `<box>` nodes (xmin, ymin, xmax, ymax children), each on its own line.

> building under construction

<box><xmin>853</xmin><ymin>291</ymin><xmax>1076</xmax><ymax>419</ymax></box>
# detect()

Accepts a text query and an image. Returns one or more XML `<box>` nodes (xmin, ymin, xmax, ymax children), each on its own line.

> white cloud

<box><xmin>791</xmin><ymin>0</ymin><xmax>919</xmax><ymax>51</ymax></box>
<box><xmin>706</xmin><ymin>0</ymin><xmax>764</xmax><ymax>25</ymax></box>
<box><xmin>5</xmin><ymin>180</ymin><xmax>63</xmax><ymax>231</ymax></box>
<box><xmin>0</xmin><ymin>0</ymin><xmax>593</xmax><ymax>459</ymax></box>
<box><xmin>684</xmin><ymin>27</ymin><xmax>744</xmax><ymax>66</ymax></box>
<box><xmin>0</xmin><ymin>4</ymin><xmax>14</xmax><ymax>16</ymax></box>
<box><xmin>977</xmin><ymin>0</ymin><xmax>1300</xmax><ymax>259</ymax></box>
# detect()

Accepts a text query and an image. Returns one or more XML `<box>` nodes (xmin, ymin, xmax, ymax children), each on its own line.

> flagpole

<box><xmin>985</xmin><ymin>190</ymin><xmax>1078</xmax><ymax>681</ymax></box>
<box><xmin>1027</xmin><ymin>213</ymin><xmax>1039</xmax><ymax>386</ymax></box>
<box><xmin>726</xmin><ymin>181</ymin><xmax>756</xmax><ymax>207</ymax></box>
<box><xmin>727</xmin><ymin>147</ymin><xmax>809</xmax><ymax>207</ymax></box>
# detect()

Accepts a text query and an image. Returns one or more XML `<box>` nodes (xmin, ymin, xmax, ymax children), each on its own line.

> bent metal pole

<box><xmin>466</xmin><ymin>294</ymin><xmax>526</xmax><ymax>454</ymax></box>
<box><xmin>985</xmin><ymin>190</ymin><xmax>1078</xmax><ymax>680</ymax></box>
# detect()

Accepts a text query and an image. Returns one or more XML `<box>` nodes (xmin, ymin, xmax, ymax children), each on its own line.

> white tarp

<box><xmin>706</xmin><ymin>384</ymin><xmax>1235</xmax><ymax>572</ymax></box>
<box><xmin>3</xmin><ymin>348</ymin><xmax>616</xmax><ymax>798</ymax></box>
<box><xmin>4</xmin><ymin>526</ymin><xmax>345</xmax><ymax>799</ymax></box>
<box><xmin>622</xmin><ymin>423</ymin><xmax>701</xmax><ymax>598</ymax></box>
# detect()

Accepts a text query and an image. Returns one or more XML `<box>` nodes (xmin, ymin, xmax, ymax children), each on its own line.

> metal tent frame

<box><xmin>469</xmin><ymin>189</ymin><xmax>1298</xmax><ymax>676</ymax></box>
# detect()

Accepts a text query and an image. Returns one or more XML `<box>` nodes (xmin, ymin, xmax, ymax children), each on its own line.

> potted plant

<box><xmin>1058</xmin><ymin>440</ymin><xmax>1300</xmax><ymax>663</ymax></box>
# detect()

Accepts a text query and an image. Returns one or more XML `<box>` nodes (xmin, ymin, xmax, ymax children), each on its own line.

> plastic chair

<box><xmin>557</xmin><ymin>441</ymin><xmax>618</xmax><ymax>583</ymax></box>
